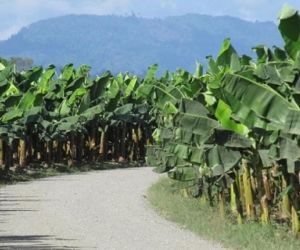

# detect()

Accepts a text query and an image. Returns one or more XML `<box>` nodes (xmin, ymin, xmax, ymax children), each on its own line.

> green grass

<box><xmin>147</xmin><ymin>177</ymin><xmax>300</xmax><ymax>250</ymax></box>
<box><xmin>0</xmin><ymin>161</ymin><xmax>140</xmax><ymax>185</ymax></box>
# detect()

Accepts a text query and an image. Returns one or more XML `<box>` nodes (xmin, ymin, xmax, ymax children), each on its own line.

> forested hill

<box><xmin>0</xmin><ymin>14</ymin><xmax>282</xmax><ymax>74</ymax></box>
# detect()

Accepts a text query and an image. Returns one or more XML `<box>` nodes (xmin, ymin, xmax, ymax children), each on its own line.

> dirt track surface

<box><xmin>0</xmin><ymin>167</ymin><xmax>224</xmax><ymax>249</ymax></box>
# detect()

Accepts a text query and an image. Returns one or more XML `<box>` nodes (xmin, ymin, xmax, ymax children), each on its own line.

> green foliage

<box><xmin>146</xmin><ymin>5</ymin><xmax>300</xmax><ymax>236</ymax></box>
<box><xmin>1</xmin><ymin>4</ymin><xmax>300</xmax><ymax>239</ymax></box>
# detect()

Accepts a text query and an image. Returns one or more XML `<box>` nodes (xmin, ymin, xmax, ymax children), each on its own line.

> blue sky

<box><xmin>0</xmin><ymin>0</ymin><xmax>300</xmax><ymax>40</ymax></box>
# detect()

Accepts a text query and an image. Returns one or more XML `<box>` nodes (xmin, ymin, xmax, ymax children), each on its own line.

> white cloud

<box><xmin>0</xmin><ymin>0</ymin><xmax>75</xmax><ymax>40</ymax></box>
<box><xmin>0</xmin><ymin>25</ymin><xmax>21</xmax><ymax>40</ymax></box>
<box><xmin>160</xmin><ymin>0</ymin><xmax>177</xmax><ymax>9</ymax></box>
<box><xmin>0</xmin><ymin>0</ymin><xmax>138</xmax><ymax>40</ymax></box>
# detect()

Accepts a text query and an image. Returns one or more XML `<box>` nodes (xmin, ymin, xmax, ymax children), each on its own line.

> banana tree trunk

<box><xmin>4</xmin><ymin>142</ymin><xmax>12</xmax><ymax>172</ymax></box>
<box><xmin>46</xmin><ymin>141</ymin><xmax>53</xmax><ymax>164</ymax></box>
<box><xmin>138</xmin><ymin>126</ymin><xmax>144</xmax><ymax>161</ymax></box>
<box><xmin>76</xmin><ymin>133</ymin><xmax>84</xmax><ymax>163</ymax></box>
<box><xmin>263</xmin><ymin>170</ymin><xmax>272</xmax><ymax>200</ymax></box>
<box><xmin>132</xmin><ymin>127</ymin><xmax>139</xmax><ymax>161</ymax></box>
<box><xmin>19</xmin><ymin>139</ymin><xmax>26</xmax><ymax>168</ymax></box>
<box><xmin>35</xmin><ymin>136</ymin><xmax>43</xmax><ymax>162</ymax></box>
<box><xmin>219</xmin><ymin>191</ymin><xmax>226</xmax><ymax>219</ymax></box>
<box><xmin>290</xmin><ymin>173</ymin><xmax>300</xmax><ymax>237</ymax></box>
<box><xmin>12</xmin><ymin>140</ymin><xmax>18</xmax><ymax>165</ymax></box>
<box><xmin>260</xmin><ymin>170</ymin><xmax>271</xmax><ymax>224</ymax></box>
<box><xmin>66</xmin><ymin>134</ymin><xmax>76</xmax><ymax>167</ymax></box>
<box><xmin>242</xmin><ymin>159</ymin><xmax>256</xmax><ymax>219</ymax></box>
<box><xmin>113</xmin><ymin>127</ymin><xmax>121</xmax><ymax>162</ymax></box>
<box><xmin>56</xmin><ymin>140</ymin><xmax>63</xmax><ymax>163</ymax></box>
<box><xmin>119</xmin><ymin>122</ymin><xmax>127</xmax><ymax>163</ymax></box>
<box><xmin>260</xmin><ymin>195</ymin><xmax>270</xmax><ymax>224</ymax></box>
<box><xmin>238</xmin><ymin>171</ymin><xmax>245</xmax><ymax>214</ymax></box>
<box><xmin>71</xmin><ymin>133</ymin><xmax>76</xmax><ymax>165</ymax></box>
<box><xmin>128</xmin><ymin>125</ymin><xmax>134</xmax><ymax>161</ymax></box>
<box><xmin>253</xmin><ymin>151</ymin><xmax>264</xmax><ymax>217</ymax></box>
<box><xmin>292</xmin><ymin>206</ymin><xmax>300</xmax><ymax>237</ymax></box>
<box><xmin>282</xmin><ymin>185</ymin><xmax>291</xmax><ymax>218</ymax></box>
<box><xmin>99</xmin><ymin>129</ymin><xmax>106</xmax><ymax>161</ymax></box>
<box><xmin>26</xmin><ymin>136</ymin><xmax>33</xmax><ymax>164</ymax></box>
<box><xmin>145</xmin><ymin>126</ymin><xmax>153</xmax><ymax>146</ymax></box>
<box><xmin>89</xmin><ymin>127</ymin><xmax>96</xmax><ymax>162</ymax></box>
<box><xmin>282</xmin><ymin>168</ymin><xmax>291</xmax><ymax>219</ymax></box>
<box><xmin>230</xmin><ymin>182</ymin><xmax>243</xmax><ymax>224</ymax></box>
<box><xmin>0</xmin><ymin>138</ymin><xmax>4</xmax><ymax>168</ymax></box>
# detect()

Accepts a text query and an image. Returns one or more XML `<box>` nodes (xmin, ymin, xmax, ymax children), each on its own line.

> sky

<box><xmin>0</xmin><ymin>0</ymin><xmax>300</xmax><ymax>40</ymax></box>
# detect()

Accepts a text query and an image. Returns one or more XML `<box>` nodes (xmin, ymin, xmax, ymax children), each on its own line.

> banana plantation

<box><xmin>148</xmin><ymin>6</ymin><xmax>300</xmax><ymax>237</ymax></box>
<box><xmin>1</xmin><ymin>5</ymin><xmax>300</xmax><ymax>238</ymax></box>
<box><xmin>0</xmin><ymin>58</ymin><xmax>156</xmax><ymax>171</ymax></box>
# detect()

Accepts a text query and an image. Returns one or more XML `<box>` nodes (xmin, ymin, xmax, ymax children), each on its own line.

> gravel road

<box><xmin>0</xmin><ymin>167</ymin><xmax>224</xmax><ymax>250</ymax></box>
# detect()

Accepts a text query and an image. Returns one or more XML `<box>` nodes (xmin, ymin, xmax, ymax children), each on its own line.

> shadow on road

<box><xmin>0</xmin><ymin>235</ymin><xmax>81</xmax><ymax>249</ymax></box>
<box><xmin>0</xmin><ymin>194</ymin><xmax>86</xmax><ymax>249</ymax></box>
<box><xmin>0</xmin><ymin>194</ymin><xmax>40</xmax><ymax>219</ymax></box>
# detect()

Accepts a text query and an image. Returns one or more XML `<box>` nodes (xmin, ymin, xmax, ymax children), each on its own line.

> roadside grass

<box><xmin>0</xmin><ymin>161</ymin><xmax>141</xmax><ymax>185</ymax></box>
<box><xmin>147</xmin><ymin>177</ymin><xmax>300</xmax><ymax>250</ymax></box>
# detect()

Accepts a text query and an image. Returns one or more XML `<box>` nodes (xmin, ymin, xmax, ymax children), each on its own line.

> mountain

<box><xmin>0</xmin><ymin>14</ymin><xmax>282</xmax><ymax>74</ymax></box>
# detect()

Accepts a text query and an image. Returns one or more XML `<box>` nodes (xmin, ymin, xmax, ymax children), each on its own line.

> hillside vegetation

<box><xmin>0</xmin><ymin>14</ymin><xmax>281</xmax><ymax>74</ymax></box>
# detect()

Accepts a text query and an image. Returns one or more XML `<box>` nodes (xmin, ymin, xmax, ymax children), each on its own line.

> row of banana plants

<box><xmin>1</xmin><ymin>3</ymin><xmax>300</xmax><ymax>237</ymax></box>
<box><xmin>146</xmin><ymin>5</ymin><xmax>300</xmax><ymax>237</ymax></box>
<box><xmin>0</xmin><ymin>59</ymin><xmax>157</xmax><ymax>172</ymax></box>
